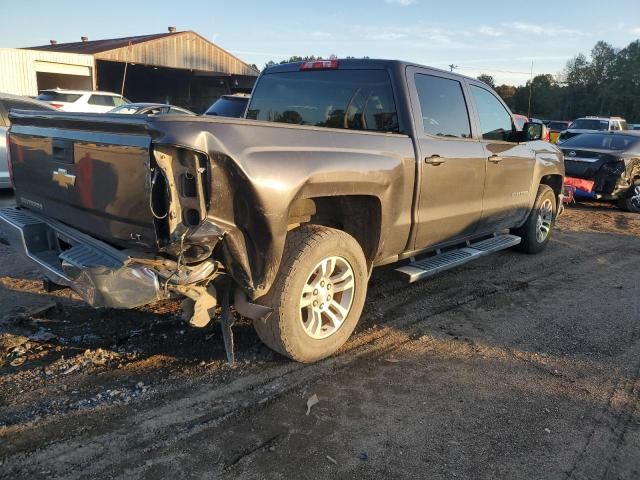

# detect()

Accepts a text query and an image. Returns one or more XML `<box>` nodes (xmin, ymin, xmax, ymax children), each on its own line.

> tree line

<box><xmin>261</xmin><ymin>38</ymin><xmax>640</xmax><ymax>123</ymax></box>
<box><xmin>263</xmin><ymin>55</ymin><xmax>369</xmax><ymax>70</ymax></box>
<box><xmin>478</xmin><ymin>39</ymin><xmax>640</xmax><ymax>122</ymax></box>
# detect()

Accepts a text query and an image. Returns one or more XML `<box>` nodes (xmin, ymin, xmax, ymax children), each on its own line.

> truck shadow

<box><xmin>1</xmin><ymin>224</ymin><xmax>638</xmax><ymax>380</ymax></box>
<box><xmin>0</xmin><ymin>282</ymin><xmax>269</xmax><ymax>369</ymax></box>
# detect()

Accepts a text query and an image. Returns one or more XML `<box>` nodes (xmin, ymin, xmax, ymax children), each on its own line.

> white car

<box><xmin>36</xmin><ymin>89</ymin><xmax>130</xmax><ymax>113</ymax></box>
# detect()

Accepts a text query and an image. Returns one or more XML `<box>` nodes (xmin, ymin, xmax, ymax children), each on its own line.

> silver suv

<box><xmin>558</xmin><ymin>116</ymin><xmax>629</xmax><ymax>143</ymax></box>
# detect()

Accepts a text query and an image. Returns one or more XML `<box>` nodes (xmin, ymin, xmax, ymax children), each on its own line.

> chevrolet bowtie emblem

<box><xmin>52</xmin><ymin>168</ymin><xmax>76</xmax><ymax>188</ymax></box>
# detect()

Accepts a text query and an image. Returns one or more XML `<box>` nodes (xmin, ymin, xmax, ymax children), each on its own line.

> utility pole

<box><xmin>121</xmin><ymin>41</ymin><xmax>133</xmax><ymax>98</ymax></box>
<box><xmin>448</xmin><ymin>64</ymin><xmax>458</xmax><ymax>72</ymax></box>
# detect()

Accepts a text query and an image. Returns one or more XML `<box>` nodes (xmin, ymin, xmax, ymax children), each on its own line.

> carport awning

<box><xmin>34</xmin><ymin>61</ymin><xmax>92</xmax><ymax>76</ymax></box>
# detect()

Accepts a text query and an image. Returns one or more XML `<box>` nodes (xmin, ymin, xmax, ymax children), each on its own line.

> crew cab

<box><xmin>0</xmin><ymin>59</ymin><xmax>564</xmax><ymax>362</ymax></box>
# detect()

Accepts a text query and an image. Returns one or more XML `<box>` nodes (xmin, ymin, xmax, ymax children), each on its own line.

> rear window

<box><xmin>88</xmin><ymin>95</ymin><xmax>117</xmax><ymax>107</ymax></box>
<box><xmin>37</xmin><ymin>91</ymin><xmax>81</xmax><ymax>103</ymax></box>
<box><xmin>205</xmin><ymin>97</ymin><xmax>249</xmax><ymax>118</ymax></box>
<box><xmin>570</xmin><ymin>119</ymin><xmax>609</xmax><ymax>130</ymax></box>
<box><xmin>246</xmin><ymin>70</ymin><xmax>399</xmax><ymax>132</ymax></box>
<box><xmin>561</xmin><ymin>133</ymin><xmax>640</xmax><ymax>151</ymax></box>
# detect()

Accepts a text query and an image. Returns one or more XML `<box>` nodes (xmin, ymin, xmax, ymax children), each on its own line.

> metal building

<box><xmin>25</xmin><ymin>29</ymin><xmax>260</xmax><ymax>113</ymax></box>
<box><xmin>0</xmin><ymin>48</ymin><xmax>95</xmax><ymax>96</ymax></box>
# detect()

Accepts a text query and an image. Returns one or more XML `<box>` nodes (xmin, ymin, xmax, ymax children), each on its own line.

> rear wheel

<box><xmin>512</xmin><ymin>185</ymin><xmax>557</xmax><ymax>254</ymax></box>
<box><xmin>254</xmin><ymin>225</ymin><xmax>368</xmax><ymax>362</ymax></box>
<box><xmin>617</xmin><ymin>183</ymin><xmax>640</xmax><ymax>213</ymax></box>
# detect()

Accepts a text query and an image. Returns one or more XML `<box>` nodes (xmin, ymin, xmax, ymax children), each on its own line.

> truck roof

<box><xmin>265</xmin><ymin>58</ymin><xmax>479</xmax><ymax>83</ymax></box>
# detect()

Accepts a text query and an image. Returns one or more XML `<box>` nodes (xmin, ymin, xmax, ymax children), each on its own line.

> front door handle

<box><xmin>425</xmin><ymin>154</ymin><xmax>445</xmax><ymax>166</ymax></box>
<box><xmin>488</xmin><ymin>155</ymin><xmax>503</xmax><ymax>164</ymax></box>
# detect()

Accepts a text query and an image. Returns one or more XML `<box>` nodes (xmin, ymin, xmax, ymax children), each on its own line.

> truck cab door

<box><xmin>468</xmin><ymin>84</ymin><xmax>536</xmax><ymax>232</ymax></box>
<box><xmin>407</xmin><ymin>67</ymin><xmax>486</xmax><ymax>251</ymax></box>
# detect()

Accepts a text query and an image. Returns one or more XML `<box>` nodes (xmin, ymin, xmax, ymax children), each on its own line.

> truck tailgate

<box><xmin>9</xmin><ymin>111</ymin><xmax>156</xmax><ymax>249</ymax></box>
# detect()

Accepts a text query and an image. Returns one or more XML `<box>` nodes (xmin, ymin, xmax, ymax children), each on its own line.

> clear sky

<box><xmin>2</xmin><ymin>0</ymin><xmax>639</xmax><ymax>85</ymax></box>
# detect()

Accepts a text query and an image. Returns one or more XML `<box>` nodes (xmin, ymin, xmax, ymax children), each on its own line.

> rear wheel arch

<box><xmin>288</xmin><ymin>195</ymin><xmax>382</xmax><ymax>268</ymax></box>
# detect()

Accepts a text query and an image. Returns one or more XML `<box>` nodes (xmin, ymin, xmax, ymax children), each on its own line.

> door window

<box><xmin>470</xmin><ymin>85</ymin><xmax>514</xmax><ymax>141</ymax></box>
<box><xmin>88</xmin><ymin>95</ymin><xmax>117</xmax><ymax>107</ymax></box>
<box><xmin>414</xmin><ymin>74</ymin><xmax>471</xmax><ymax>138</ymax></box>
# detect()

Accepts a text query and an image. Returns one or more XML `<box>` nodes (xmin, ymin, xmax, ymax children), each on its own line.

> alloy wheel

<box><xmin>299</xmin><ymin>256</ymin><xmax>355</xmax><ymax>339</ymax></box>
<box><xmin>536</xmin><ymin>198</ymin><xmax>554</xmax><ymax>243</ymax></box>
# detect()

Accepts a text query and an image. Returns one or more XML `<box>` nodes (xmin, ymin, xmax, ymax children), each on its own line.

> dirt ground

<box><xmin>0</xmin><ymin>199</ymin><xmax>639</xmax><ymax>480</ymax></box>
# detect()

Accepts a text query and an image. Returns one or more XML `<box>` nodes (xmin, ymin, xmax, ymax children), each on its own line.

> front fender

<box><xmin>528</xmin><ymin>141</ymin><xmax>565</xmax><ymax>208</ymax></box>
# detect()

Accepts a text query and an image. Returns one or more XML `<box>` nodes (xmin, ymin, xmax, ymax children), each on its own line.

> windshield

<box><xmin>109</xmin><ymin>105</ymin><xmax>140</xmax><ymax>114</ymax></box>
<box><xmin>569</xmin><ymin>119</ymin><xmax>609</xmax><ymax>130</ymax></box>
<box><xmin>561</xmin><ymin>133</ymin><xmax>640</xmax><ymax>151</ymax></box>
<box><xmin>205</xmin><ymin>97</ymin><xmax>249</xmax><ymax>118</ymax></box>
<box><xmin>246</xmin><ymin>69</ymin><xmax>399</xmax><ymax>132</ymax></box>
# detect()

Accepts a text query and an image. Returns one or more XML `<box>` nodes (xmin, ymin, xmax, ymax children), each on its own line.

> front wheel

<box><xmin>512</xmin><ymin>185</ymin><xmax>557</xmax><ymax>254</ymax></box>
<box><xmin>254</xmin><ymin>225</ymin><xmax>368</xmax><ymax>362</ymax></box>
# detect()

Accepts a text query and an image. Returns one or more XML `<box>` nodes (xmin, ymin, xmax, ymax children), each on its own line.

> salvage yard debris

<box><xmin>306</xmin><ymin>393</ymin><xmax>319</xmax><ymax>416</ymax></box>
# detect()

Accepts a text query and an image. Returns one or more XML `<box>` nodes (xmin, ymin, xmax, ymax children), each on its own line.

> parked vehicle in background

<box><xmin>0</xmin><ymin>93</ymin><xmax>56</xmax><ymax>189</ymax></box>
<box><xmin>203</xmin><ymin>94</ymin><xmax>250</xmax><ymax>118</ymax></box>
<box><xmin>37</xmin><ymin>89</ymin><xmax>129</xmax><ymax>113</ymax></box>
<box><xmin>560</xmin><ymin>131</ymin><xmax>640</xmax><ymax>212</ymax></box>
<box><xmin>109</xmin><ymin>103</ymin><xmax>195</xmax><ymax>116</ymax></box>
<box><xmin>547</xmin><ymin>121</ymin><xmax>571</xmax><ymax>144</ymax></box>
<box><xmin>1</xmin><ymin>59</ymin><xmax>564</xmax><ymax>363</ymax></box>
<box><xmin>557</xmin><ymin>116</ymin><xmax>628</xmax><ymax>144</ymax></box>
<box><xmin>630</xmin><ymin>123</ymin><xmax>640</xmax><ymax>130</ymax></box>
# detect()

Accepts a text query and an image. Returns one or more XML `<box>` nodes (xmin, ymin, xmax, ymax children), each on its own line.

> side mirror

<box><xmin>523</xmin><ymin>121</ymin><xmax>543</xmax><ymax>141</ymax></box>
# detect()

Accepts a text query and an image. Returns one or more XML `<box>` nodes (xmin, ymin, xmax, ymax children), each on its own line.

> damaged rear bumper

<box><xmin>0</xmin><ymin>207</ymin><xmax>165</xmax><ymax>308</ymax></box>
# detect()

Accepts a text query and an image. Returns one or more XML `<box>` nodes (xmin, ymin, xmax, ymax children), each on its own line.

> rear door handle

<box><xmin>425</xmin><ymin>154</ymin><xmax>445</xmax><ymax>166</ymax></box>
<box><xmin>488</xmin><ymin>155</ymin><xmax>503</xmax><ymax>164</ymax></box>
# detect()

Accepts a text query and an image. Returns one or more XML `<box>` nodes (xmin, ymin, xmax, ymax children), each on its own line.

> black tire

<box><xmin>617</xmin><ymin>183</ymin><xmax>640</xmax><ymax>213</ymax></box>
<box><xmin>254</xmin><ymin>225</ymin><xmax>368</xmax><ymax>363</ymax></box>
<box><xmin>512</xmin><ymin>185</ymin><xmax>557</xmax><ymax>254</ymax></box>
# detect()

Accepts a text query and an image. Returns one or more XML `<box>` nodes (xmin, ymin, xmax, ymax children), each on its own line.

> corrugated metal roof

<box><xmin>25</xmin><ymin>31</ymin><xmax>259</xmax><ymax>76</ymax></box>
<box><xmin>27</xmin><ymin>32</ymin><xmax>178</xmax><ymax>54</ymax></box>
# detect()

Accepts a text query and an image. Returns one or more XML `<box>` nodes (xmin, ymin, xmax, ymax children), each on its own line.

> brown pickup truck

<box><xmin>1</xmin><ymin>59</ymin><xmax>564</xmax><ymax>362</ymax></box>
